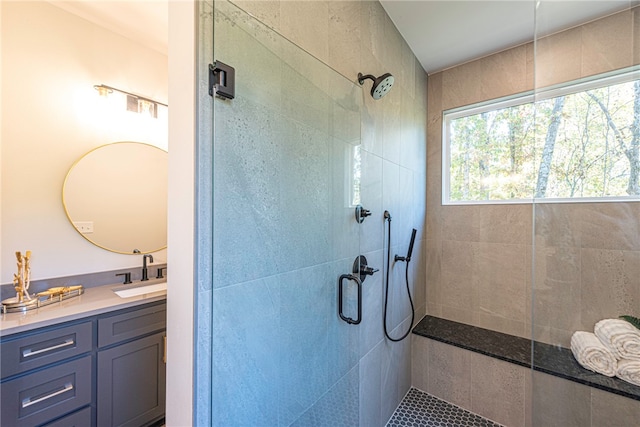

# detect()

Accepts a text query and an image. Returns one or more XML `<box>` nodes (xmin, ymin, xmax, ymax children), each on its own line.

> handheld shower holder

<box><xmin>394</xmin><ymin>228</ymin><xmax>417</xmax><ymax>263</ymax></box>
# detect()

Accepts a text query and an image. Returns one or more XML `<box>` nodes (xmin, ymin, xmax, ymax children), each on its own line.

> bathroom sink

<box><xmin>113</xmin><ymin>281</ymin><xmax>167</xmax><ymax>298</ymax></box>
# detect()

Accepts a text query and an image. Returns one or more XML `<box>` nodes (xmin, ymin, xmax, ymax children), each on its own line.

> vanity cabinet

<box><xmin>0</xmin><ymin>300</ymin><xmax>166</xmax><ymax>427</ymax></box>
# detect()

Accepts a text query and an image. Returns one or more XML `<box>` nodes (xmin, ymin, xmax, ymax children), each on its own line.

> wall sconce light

<box><xmin>95</xmin><ymin>85</ymin><xmax>113</xmax><ymax>97</ymax></box>
<box><xmin>94</xmin><ymin>84</ymin><xmax>167</xmax><ymax>118</ymax></box>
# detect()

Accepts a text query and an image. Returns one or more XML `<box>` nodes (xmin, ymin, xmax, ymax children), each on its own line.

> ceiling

<box><xmin>51</xmin><ymin>1</ymin><xmax>168</xmax><ymax>55</ymax></box>
<box><xmin>50</xmin><ymin>1</ymin><xmax>633</xmax><ymax>74</ymax></box>
<box><xmin>380</xmin><ymin>0</ymin><xmax>633</xmax><ymax>74</ymax></box>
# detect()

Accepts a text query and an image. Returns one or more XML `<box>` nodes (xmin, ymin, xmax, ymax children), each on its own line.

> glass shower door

<box><xmin>201</xmin><ymin>1</ymin><xmax>363</xmax><ymax>425</ymax></box>
<box><xmin>531</xmin><ymin>1</ymin><xmax>640</xmax><ymax>425</ymax></box>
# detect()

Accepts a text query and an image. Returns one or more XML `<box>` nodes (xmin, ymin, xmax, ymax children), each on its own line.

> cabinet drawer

<box><xmin>1</xmin><ymin>355</ymin><xmax>92</xmax><ymax>427</ymax></box>
<box><xmin>43</xmin><ymin>406</ymin><xmax>92</xmax><ymax>427</ymax></box>
<box><xmin>98</xmin><ymin>302</ymin><xmax>166</xmax><ymax>348</ymax></box>
<box><xmin>1</xmin><ymin>321</ymin><xmax>93</xmax><ymax>378</ymax></box>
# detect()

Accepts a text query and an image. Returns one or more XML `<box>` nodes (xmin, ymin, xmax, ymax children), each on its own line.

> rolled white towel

<box><xmin>594</xmin><ymin>319</ymin><xmax>640</xmax><ymax>361</ymax></box>
<box><xmin>616</xmin><ymin>359</ymin><xmax>640</xmax><ymax>386</ymax></box>
<box><xmin>570</xmin><ymin>331</ymin><xmax>617</xmax><ymax>377</ymax></box>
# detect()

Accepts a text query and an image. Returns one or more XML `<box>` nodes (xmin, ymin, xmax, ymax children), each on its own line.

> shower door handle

<box><xmin>338</xmin><ymin>274</ymin><xmax>362</xmax><ymax>325</ymax></box>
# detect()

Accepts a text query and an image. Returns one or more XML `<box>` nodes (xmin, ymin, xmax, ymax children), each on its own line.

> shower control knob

<box><xmin>355</xmin><ymin>205</ymin><xmax>372</xmax><ymax>223</ymax></box>
<box><xmin>362</xmin><ymin>266</ymin><xmax>379</xmax><ymax>276</ymax></box>
<box><xmin>352</xmin><ymin>255</ymin><xmax>378</xmax><ymax>282</ymax></box>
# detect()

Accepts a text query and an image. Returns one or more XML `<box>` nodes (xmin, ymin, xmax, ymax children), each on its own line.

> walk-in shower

<box><xmin>195</xmin><ymin>2</ymin><xmax>426</xmax><ymax>425</ymax></box>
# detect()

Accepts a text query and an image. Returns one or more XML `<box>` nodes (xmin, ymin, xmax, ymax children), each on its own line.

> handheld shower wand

<box><xmin>383</xmin><ymin>211</ymin><xmax>417</xmax><ymax>342</ymax></box>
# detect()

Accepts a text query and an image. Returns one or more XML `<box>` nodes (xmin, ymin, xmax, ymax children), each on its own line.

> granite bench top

<box><xmin>412</xmin><ymin>315</ymin><xmax>640</xmax><ymax>401</ymax></box>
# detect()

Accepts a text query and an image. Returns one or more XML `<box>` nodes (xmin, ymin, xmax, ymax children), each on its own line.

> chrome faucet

<box><xmin>141</xmin><ymin>254</ymin><xmax>154</xmax><ymax>281</ymax></box>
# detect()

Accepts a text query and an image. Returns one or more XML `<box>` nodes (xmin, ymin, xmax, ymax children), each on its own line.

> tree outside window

<box><xmin>445</xmin><ymin>69</ymin><xmax>640</xmax><ymax>203</ymax></box>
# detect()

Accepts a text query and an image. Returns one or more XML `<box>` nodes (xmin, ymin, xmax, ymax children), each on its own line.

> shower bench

<box><xmin>412</xmin><ymin>315</ymin><xmax>640</xmax><ymax>401</ymax></box>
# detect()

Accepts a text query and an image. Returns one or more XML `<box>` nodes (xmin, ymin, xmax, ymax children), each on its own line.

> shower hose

<box><xmin>383</xmin><ymin>213</ymin><xmax>415</xmax><ymax>342</ymax></box>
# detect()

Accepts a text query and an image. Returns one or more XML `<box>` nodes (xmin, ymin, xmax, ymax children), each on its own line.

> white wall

<box><xmin>1</xmin><ymin>2</ymin><xmax>168</xmax><ymax>283</ymax></box>
<box><xmin>0</xmin><ymin>1</ymin><xmax>4</xmax><ymax>282</ymax></box>
<box><xmin>166</xmin><ymin>1</ymin><xmax>195</xmax><ymax>425</ymax></box>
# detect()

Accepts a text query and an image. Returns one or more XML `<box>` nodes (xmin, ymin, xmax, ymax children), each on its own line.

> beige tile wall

<box><xmin>413</xmin><ymin>336</ymin><xmax>640</xmax><ymax>427</ymax></box>
<box><xmin>427</xmin><ymin>6</ymin><xmax>640</xmax><ymax>348</ymax></box>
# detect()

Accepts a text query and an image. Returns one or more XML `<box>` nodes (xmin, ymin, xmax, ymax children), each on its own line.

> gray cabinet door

<box><xmin>97</xmin><ymin>332</ymin><xmax>166</xmax><ymax>427</ymax></box>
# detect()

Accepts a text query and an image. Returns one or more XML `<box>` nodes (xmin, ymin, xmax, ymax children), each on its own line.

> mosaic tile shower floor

<box><xmin>386</xmin><ymin>388</ymin><xmax>503</xmax><ymax>427</ymax></box>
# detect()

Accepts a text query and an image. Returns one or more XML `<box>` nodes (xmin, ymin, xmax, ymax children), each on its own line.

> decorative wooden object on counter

<box><xmin>1</xmin><ymin>286</ymin><xmax>84</xmax><ymax>314</ymax></box>
<box><xmin>2</xmin><ymin>251</ymin><xmax>85</xmax><ymax>314</ymax></box>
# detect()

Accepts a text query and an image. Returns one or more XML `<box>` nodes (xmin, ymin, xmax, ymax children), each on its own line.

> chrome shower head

<box><xmin>358</xmin><ymin>72</ymin><xmax>394</xmax><ymax>100</ymax></box>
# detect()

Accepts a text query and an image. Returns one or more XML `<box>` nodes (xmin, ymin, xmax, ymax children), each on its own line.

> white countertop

<box><xmin>0</xmin><ymin>280</ymin><xmax>167</xmax><ymax>337</ymax></box>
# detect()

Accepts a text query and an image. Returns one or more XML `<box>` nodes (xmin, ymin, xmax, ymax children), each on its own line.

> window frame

<box><xmin>442</xmin><ymin>65</ymin><xmax>640</xmax><ymax>205</ymax></box>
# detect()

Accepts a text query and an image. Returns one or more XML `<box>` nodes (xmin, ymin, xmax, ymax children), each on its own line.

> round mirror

<box><xmin>62</xmin><ymin>142</ymin><xmax>168</xmax><ymax>254</ymax></box>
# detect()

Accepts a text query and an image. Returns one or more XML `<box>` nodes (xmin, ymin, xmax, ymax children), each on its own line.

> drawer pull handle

<box><xmin>21</xmin><ymin>382</ymin><xmax>74</xmax><ymax>408</ymax></box>
<box><xmin>22</xmin><ymin>338</ymin><xmax>74</xmax><ymax>358</ymax></box>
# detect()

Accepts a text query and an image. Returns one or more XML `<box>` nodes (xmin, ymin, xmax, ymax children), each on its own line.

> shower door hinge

<box><xmin>209</xmin><ymin>61</ymin><xmax>235</xmax><ymax>100</ymax></box>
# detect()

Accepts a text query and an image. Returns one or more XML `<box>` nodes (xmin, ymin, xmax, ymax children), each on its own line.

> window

<box><xmin>443</xmin><ymin>67</ymin><xmax>640</xmax><ymax>204</ymax></box>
